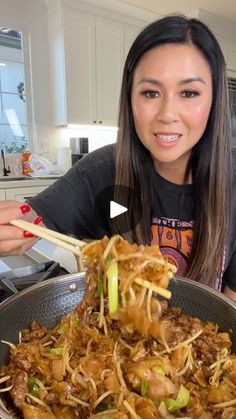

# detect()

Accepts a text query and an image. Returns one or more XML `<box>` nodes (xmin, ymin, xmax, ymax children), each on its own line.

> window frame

<box><xmin>0</xmin><ymin>18</ymin><xmax>34</xmax><ymax>152</ymax></box>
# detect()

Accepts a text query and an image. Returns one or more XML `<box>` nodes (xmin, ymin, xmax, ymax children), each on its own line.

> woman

<box><xmin>0</xmin><ymin>15</ymin><xmax>236</xmax><ymax>300</ymax></box>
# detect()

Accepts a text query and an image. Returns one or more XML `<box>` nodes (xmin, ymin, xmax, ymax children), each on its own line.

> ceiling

<box><xmin>118</xmin><ymin>0</ymin><xmax>236</xmax><ymax>22</ymax></box>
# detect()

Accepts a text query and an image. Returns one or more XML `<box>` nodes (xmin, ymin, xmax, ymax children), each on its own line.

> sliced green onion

<box><xmin>27</xmin><ymin>376</ymin><xmax>35</xmax><ymax>390</ymax></box>
<box><xmin>165</xmin><ymin>384</ymin><xmax>190</xmax><ymax>412</ymax></box>
<box><xmin>40</xmin><ymin>376</ymin><xmax>46</xmax><ymax>385</ymax></box>
<box><xmin>106</xmin><ymin>261</ymin><xmax>119</xmax><ymax>314</ymax></box>
<box><xmin>72</xmin><ymin>318</ymin><xmax>79</xmax><ymax>327</ymax></box>
<box><xmin>27</xmin><ymin>377</ymin><xmax>40</xmax><ymax>398</ymax></box>
<box><xmin>57</xmin><ymin>324</ymin><xmax>68</xmax><ymax>334</ymax></box>
<box><xmin>105</xmin><ymin>256</ymin><xmax>112</xmax><ymax>265</ymax></box>
<box><xmin>50</xmin><ymin>347</ymin><xmax>63</xmax><ymax>356</ymax></box>
<box><xmin>140</xmin><ymin>378</ymin><xmax>149</xmax><ymax>398</ymax></box>
<box><xmin>97</xmin><ymin>277</ymin><xmax>104</xmax><ymax>295</ymax></box>
<box><xmin>153</xmin><ymin>365</ymin><xmax>165</xmax><ymax>375</ymax></box>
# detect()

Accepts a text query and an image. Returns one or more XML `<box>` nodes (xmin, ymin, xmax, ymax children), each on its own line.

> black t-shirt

<box><xmin>29</xmin><ymin>145</ymin><xmax>116</xmax><ymax>239</ymax></box>
<box><xmin>150</xmin><ymin>170</ymin><xmax>194</xmax><ymax>279</ymax></box>
<box><xmin>28</xmin><ymin>144</ymin><xmax>236</xmax><ymax>292</ymax></box>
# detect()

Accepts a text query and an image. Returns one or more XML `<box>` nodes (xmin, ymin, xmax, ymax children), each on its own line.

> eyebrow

<box><xmin>138</xmin><ymin>77</ymin><xmax>206</xmax><ymax>85</ymax></box>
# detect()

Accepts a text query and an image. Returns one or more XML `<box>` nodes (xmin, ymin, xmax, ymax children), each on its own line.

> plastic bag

<box><xmin>29</xmin><ymin>153</ymin><xmax>57</xmax><ymax>176</ymax></box>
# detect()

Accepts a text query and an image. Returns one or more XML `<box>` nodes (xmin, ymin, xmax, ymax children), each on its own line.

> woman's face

<box><xmin>131</xmin><ymin>43</ymin><xmax>213</xmax><ymax>181</ymax></box>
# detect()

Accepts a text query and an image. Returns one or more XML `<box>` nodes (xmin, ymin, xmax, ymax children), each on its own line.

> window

<box><xmin>0</xmin><ymin>27</ymin><xmax>29</xmax><ymax>153</ymax></box>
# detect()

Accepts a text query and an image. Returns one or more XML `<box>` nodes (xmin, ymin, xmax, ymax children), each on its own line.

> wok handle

<box><xmin>0</xmin><ymin>277</ymin><xmax>18</xmax><ymax>295</ymax></box>
<box><xmin>37</xmin><ymin>262</ymin><xmax>60</xmax><ymax>283</ymax></box>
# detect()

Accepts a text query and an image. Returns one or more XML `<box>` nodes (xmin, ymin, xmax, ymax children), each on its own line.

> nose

<box><xmin>156</xmin><ymin>96</ymin><xmax>179</xmax><ymax>124</ymax></box>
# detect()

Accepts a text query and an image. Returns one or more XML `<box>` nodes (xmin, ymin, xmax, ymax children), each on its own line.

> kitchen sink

<box><xmin>0</xmin><ymin>176</ymin><xmax>31</xmax><ymax>181</ymax></box>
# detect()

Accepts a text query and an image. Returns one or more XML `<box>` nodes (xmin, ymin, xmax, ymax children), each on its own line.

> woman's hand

<box><xmin>0</xmin><ymin>200</ymin><xmax>43</xmax><ymax>256</ymax></box>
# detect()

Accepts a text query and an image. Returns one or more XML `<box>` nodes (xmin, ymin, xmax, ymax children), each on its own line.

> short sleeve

<box><xmin>27</xmin><ymin>145</ymin><xmax>115</xmax><ymax>240</ymax></box>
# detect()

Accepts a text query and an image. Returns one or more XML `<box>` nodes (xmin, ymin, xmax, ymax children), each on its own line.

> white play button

<box><xmin>94</xmin><ymin>185</ymin><xmax>142</xmax><ymax>234</ymax></box>
<box><xmin>110</xmin><ymin>200</ymin><xmax>128</xmax><ymax>219</ymax></box>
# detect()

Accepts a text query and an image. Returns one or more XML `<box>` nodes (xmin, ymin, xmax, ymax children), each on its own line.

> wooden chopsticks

<box><xmin>10</xmin><ymin>219</ymin><xmax>85</xmax><ymax>256</ymax></box>
<box><xmin>11</xmin><ymin>219</ymin><xmax>172</xmax><ymax>300</ymax></box>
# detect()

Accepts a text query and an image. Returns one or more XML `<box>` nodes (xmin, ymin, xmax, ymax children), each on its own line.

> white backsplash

<box><xmin>40</xmin><ymin>125</ymin><xmax>118</xmax><ymax>173</ymax></box>
<box><xmin>59</xmin><ymin>125</ymin><xmax>118</xmax><ymax>153</ymax></box>
<box><xmin>1</xmin><ymin>125</ymin><xmax>118</xmax><ymax>175</ymax></box>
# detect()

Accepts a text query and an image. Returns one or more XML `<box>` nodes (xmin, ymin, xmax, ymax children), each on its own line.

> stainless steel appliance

<box><xmin>0</xmin><ymin>258</ymin><xmax>68</xmax><ymax>302</ymax></box>
<box><xmin>70</xmin><ymin>137</ymin><xmax>89</xmax><ymax>165</ymax></box>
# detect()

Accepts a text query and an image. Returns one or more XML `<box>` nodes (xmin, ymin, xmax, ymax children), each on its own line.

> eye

<box><xmin>141</xmin><ymin>90</ymin><xmax>160</xmax><ymax>99</ymax></box>
<box><xmin>181</xmin><ymin>90</ymin><xmax>200</xmax><ymax>98</ymax></box>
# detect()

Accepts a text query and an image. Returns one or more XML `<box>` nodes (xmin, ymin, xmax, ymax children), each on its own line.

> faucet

<box><xmin>1</xmin><ymin>149</ymin><xmax>11</xmax><ymax>176</ymax></box>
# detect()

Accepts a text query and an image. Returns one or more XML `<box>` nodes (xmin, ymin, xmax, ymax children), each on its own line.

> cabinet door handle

<box><xmin>93</xmin><ymin>120</ymin><xmax>97</xmax><ymax>124</ymax></box>
<box><xmin>99</xmin><ymin>120</ymin><xmax>102</xmax><ymax>124</ymax></box>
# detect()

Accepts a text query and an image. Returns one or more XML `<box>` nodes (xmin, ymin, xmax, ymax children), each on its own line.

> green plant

<box><xmin>5</xmin><ymin>136</ymin><xmax>28</xmax><ymax>153</ymax></box>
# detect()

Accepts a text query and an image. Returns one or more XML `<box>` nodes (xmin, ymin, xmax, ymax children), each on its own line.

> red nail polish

<box><xmin>23</xmin><ymin>231</ymin><xmax>34</xmax><ymax>238</ymax></box>
<box><xmin>20</xmin><ymin>204</ymin><xmax>31</xmax><ymax>214</ymax></box>
<box><xmin>34</xmin><ymin>216</ymin><xmax>42</xmax><ymax>225</ymax></box>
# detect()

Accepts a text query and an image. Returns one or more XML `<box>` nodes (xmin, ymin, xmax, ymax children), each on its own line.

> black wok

<box><xmin>0</xmin><ymin>273</ymin><xmax>236</xmax><ymax>417</ymax></box>
<box><xmin>0</xmin><ymin>272</ymin><xmax>236</xmax><ymax>367</ymax></box>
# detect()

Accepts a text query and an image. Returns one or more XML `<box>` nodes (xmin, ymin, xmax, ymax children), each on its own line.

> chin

<box><xmin>151</xmin><ymin>147</ymin><xmax>190</xmax><ymax>166</ymax></box>
<box><xmin>152</xmin><ymin>154</ymin><xmax>180</xmax><ymax>165</ymax></box>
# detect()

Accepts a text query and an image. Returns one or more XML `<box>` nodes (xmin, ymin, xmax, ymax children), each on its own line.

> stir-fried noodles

<box><xmin>0</xmin><ymin>236</ymin><xmax>236</xmax><ymax>418</ymax></box>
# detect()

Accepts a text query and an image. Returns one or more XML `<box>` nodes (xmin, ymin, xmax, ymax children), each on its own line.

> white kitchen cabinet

<box><xmin>1</xmin><ymin>178</ymin><xmax>56</xmax><ymax>202</ymax></box>
<box><xmin>5</xmin><ymin>186</ymin><xmax>50</xmax><ymax>202</ymax></box>
<box><xmin>47</xmin><ymin>2</ymin><xmax>144</xmax><ymax>126</ymax></box>
<box><xmin>63</xmin><ymin>10</ymin><xmax>124</xmax><ymax>126</ymax></box>
<box><xmin>62</xmin><ymin>10</ymin><xmax>96</xmax><ymax>125</ymax></box>
<box><xmin>95</xmin><ymin>19</ymin><xmax>124</xmax><ymax>126</ymax></box>
<box><xmin>0</xmin><ymin>189</ymin><xmax>6</xmax><ymax>200</ymax></box>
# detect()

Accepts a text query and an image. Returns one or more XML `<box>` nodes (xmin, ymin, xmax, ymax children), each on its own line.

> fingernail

<box><xmin>20</xmin><ymin>204</ymin><xmax>31</xmax><ymax>214</ymax></box>
<box><xmin>34</xmin><ymin>216</ymin><xmax>42</xmax><ymax>225</ymax></box>
<box><xmin>23</xmin><ymin>231</ymin><xmax>34</xmax><ymax>238</ymax></box>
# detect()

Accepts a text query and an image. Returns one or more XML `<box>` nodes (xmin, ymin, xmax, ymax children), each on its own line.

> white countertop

<box><xmin>0</xmin><ymin>176</ymin><xmax>61</xmax><ymax>189</ymax></box>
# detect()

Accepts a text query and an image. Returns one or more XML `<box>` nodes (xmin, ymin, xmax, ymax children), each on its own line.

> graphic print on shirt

<box><xmin>151</xmin><ymin>217</ymin><xmax>194</xmax><ymax>276</ymax></box>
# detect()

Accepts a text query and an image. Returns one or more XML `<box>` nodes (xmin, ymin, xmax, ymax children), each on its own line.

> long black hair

<box><xmin>114</xmin><ymin>14</ymin><xmax>231</xmax><ymax>286</ymax></box>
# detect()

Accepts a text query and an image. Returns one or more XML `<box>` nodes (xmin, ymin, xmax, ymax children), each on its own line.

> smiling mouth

<box><xmin>154</xmin><ymin>134</ymin><xmax>181</xmax><ymax>142</ymax></box>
